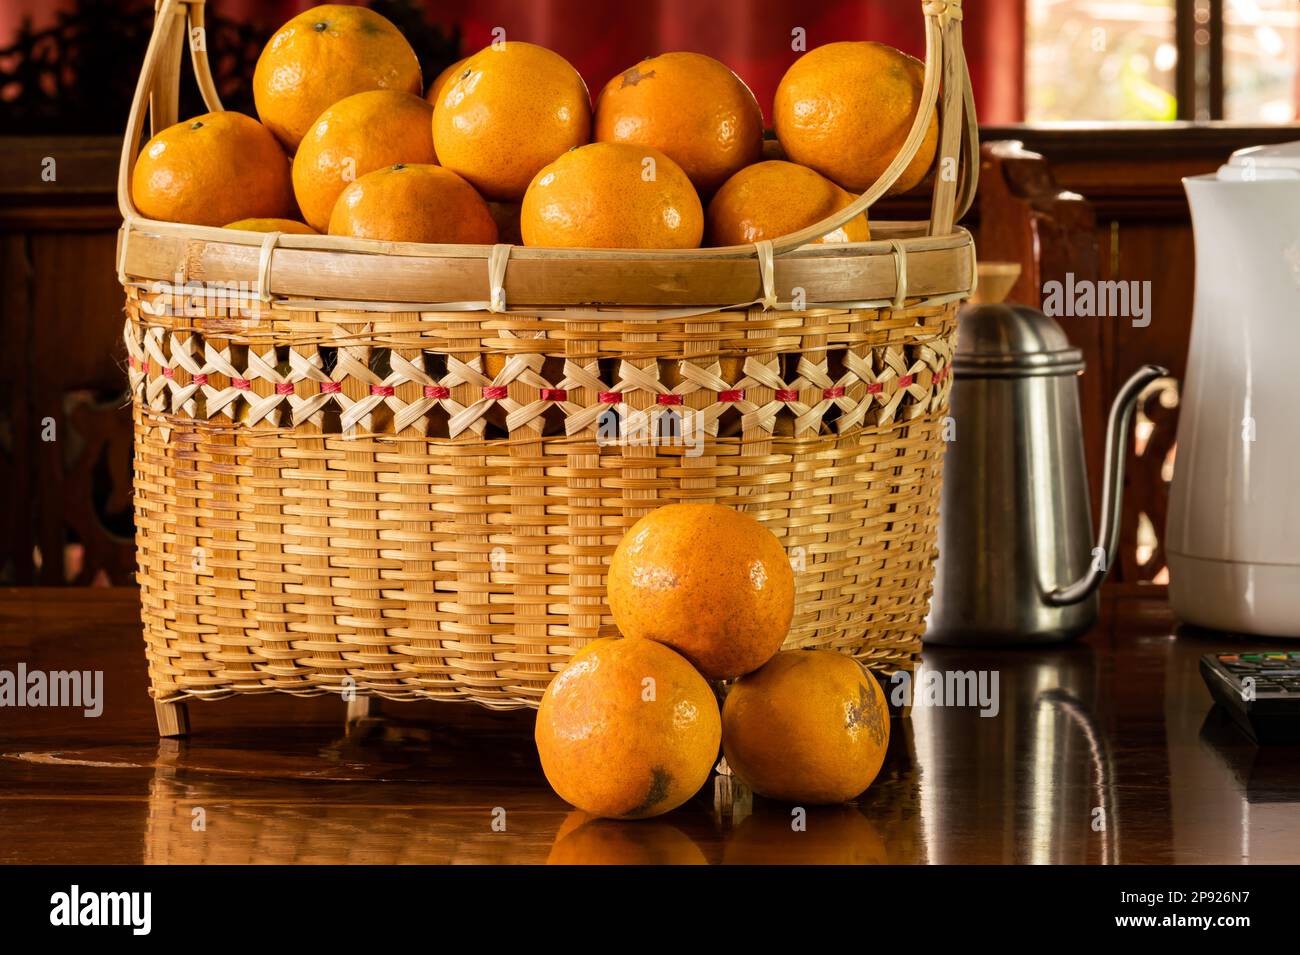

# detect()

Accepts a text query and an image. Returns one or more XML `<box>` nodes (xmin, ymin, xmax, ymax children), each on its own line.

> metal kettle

<box><xmin>927</xmin><ymin>301</ymin><xmax>1166</xmax><ymax>645</ymax></box>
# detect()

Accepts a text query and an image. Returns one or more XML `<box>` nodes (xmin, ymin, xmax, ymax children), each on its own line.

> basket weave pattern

<box><xmin>127</xmin><ymin>293</ymin><xmax>957</xmax><ymax>708</ymax></box>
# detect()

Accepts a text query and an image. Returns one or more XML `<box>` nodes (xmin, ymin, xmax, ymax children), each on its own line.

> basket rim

<box><xmin>118</xmin><ymin>219</ymin><xmax>977</xmax><ymax>310</ymax></box>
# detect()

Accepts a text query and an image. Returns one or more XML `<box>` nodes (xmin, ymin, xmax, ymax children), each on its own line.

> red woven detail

<box><xmin>599</xmin><ymin>391</ymin><xmax>621</xmax><ymax>404</ymax></box>
<box><xmin>275</xmin><ymin>382</ymin><xmax>294</xmax><ymax>395</ymax></box>
<box><xmin>320</xmin><ymin>381</ymin><xmax>342</xmax><ymax>395</ymax></box>
<box><xmin>162</xmin><ymin>367</ymin><xmax>174</xmax><ymax>379</ymax></box>
<box><xmin>424</xmin><ymin>385</ymin><xmax>450</xmax><ymax>399</ymax></box>
<box><xmin>540</xmin><ymin>388</ymin><xmax>567</xmax><ymax>401</ymax></box>
<box><xmin>483</xmin><ymin>385</ymin><xmax>508</xmax><ymax>400</ymax></box>
<box><xmin>775</xmin><ymin>388</ymin><xmax>799</xmax><ymax>402</ymax></box>
<box><xmin>898</xmin><ymin>374</ymin><xmax>914</xmax><ymax>388</ymax></box>
<box><xmin>127</xmin><ymin>356</ymin><xmax>139</xmax><ymax>370</ymax></box>
<box><xmin>822</xmin><ymin>385</ymin><xmax>845</xmax><ymax>399</ymax></box>
<box><xmin>656</xmin><ymin>393</ymin><xmax>683</xmax><ymax>406</ymax></box>
<box><xmin>936</xmin><ymin>365</ymin><xmax>950</xmax><ymax>381</ymax></box>
<box><xmin>232</xmin><ymin>378</ymin><xmax>251</xmax><ymax>390</ymax></box>
<box><xmin>370</xmin><ymin>384</ymin><xmax>394</xmax><ymax>397</ymax></box>
<box><xmin>719</xmin><ymin>389</ymin><xmax>744</xmax><ymax>402</ymax></box>
<box><xmin>192</xmin><ymin>374</ymin><xmax>208</xmax><ymax>386</ymax></box>
<box><xmin>866</xmin><ymin>382</ymin><xmax>884</xmax><ymax>395</ymax></box>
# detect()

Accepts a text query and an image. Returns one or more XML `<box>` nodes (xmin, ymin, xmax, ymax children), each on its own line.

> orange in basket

<box><xmin>433</xmin><ymin>41</ymin><xmax>591</xmax><ymax>201</ymax></box>
<box><xmin>132</xmin><ymin>112</ymin><xmax>294</xmax><ymax>227</ymax></box>
<box><xmin>253</xmin><ymin>3</ymin><xmax>422</xmax><ymax>152</ymax></box>
<box><xmin>774</xmin><ymin>40</ymin><xmax>938</xmax><ymax>195</ymax></box>
<box><xmin>594</xmin><ymin>51</ymin><xmax>764</xmax><ymax>196</ymax></box>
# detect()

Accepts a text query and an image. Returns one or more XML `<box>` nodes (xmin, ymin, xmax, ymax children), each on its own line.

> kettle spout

<box><xmin>1047</xmin><ymin>363</ymin><xmax>1169</xmax><ymax>606</ymax></box>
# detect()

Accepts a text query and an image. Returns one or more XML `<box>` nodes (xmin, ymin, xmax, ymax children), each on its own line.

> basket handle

<box><xmin>118</xmin><ymin>0</ymin><xmax>224</xmax><ymax>220</ymax></box>
<box><xmin>767</xmin><ymin>0</ymin><xmax>976</xmax><ymax>254</ymax></box>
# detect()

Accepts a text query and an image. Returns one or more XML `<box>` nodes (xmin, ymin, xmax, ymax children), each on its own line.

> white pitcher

<box><xmin>1169</xmin><ymin>141</ymin><xmax>1300</xmax><ymax>636</ymax></box>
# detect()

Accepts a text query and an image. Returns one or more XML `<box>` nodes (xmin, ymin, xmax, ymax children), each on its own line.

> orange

<box><xmin>223</xmin><ymin>218</ymin><xmax>317</xmax><ymax>234</ymax></box>
<box><xmin>426</xmin><ymin>56</ymin><xmax>469</xmax><ymax>106</ymax></box>
<box><xmin>774</xmin><ymin>41</ymin><xmax>937</xmax><ymax>195</ymax></box>
<box><xmin>254</xmin><ymin>4</ymin><xmax>422</xmax><ymax>152</ymax></box>
<box><xmin>521</xmin><ymin>142</ymin><xmax>702</xmax><ymax>249</ymax></box>
<box><xmin>434</xmin><ymin>42</ymin><xmax>590</xmax><ymax>201</ymax></box>
<box><xmin>607</xmin><ymin>503</ymin><xmax>794</xmax><ymax>679</ymax></box>
<box><xmin>327</xmin><ymin>163</ymin><xmax>497</xmax><ymax>245</ymax></box>
<box><xmin>722</xmin><ymin>649</ymin><xmax>891</xmax><ymax>804</ymax></box>
<box><xmin>547</xmin><ymin>812</ymin><xmax>707</xmax><ymax>864</ymax></box>
<box><xmin>132</xmin><ymin>112</ymin><xmax>293</xmax><ymax>227</ymax></box>
<box><xmin>292</xmin><ymin>90</ymin><xmax>436</xmax><ymax>232</ymax></box>
<box><xmin>707</xmin><ymin>160</ymin><xmax>870</xmax><ymax>247</ymax></box>
<box><xmin>535</xmin><ymin>637</ymin><xmax>721</xmax><ymax>819</ymax></box>
<box><xmin>594</xmin><ymin>52</ymin><xmax>762</xmax><ymax>196</ymax></box>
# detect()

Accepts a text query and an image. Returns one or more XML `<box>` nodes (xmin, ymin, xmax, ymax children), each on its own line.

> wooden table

<box><xmin>2</xmin><ymin>587</ymin><xmax>1298</xmax><ymax>865</ymax></box>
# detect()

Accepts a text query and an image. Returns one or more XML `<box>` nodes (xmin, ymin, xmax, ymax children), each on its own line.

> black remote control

<box><xmin>1200</xmin><ymin>651</ymin><xmax>1300</xmax><ymax>744</ymax></box>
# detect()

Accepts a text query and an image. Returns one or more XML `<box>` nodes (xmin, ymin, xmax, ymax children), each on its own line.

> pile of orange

<box><xmin>132</xmin><ymin>4</ymin><xmax>935</xmax><ymax>249</ymax></box>
<box><xmin>534</xmin><ymin>503</ymin><xmax>892</xmax><ymax>820</ymax></box>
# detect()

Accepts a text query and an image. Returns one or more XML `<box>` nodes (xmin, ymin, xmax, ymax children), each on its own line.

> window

<box><xmin>1026</xmin><ymin>0</ymin><xmax>1300</xmax><ymax>123</ymax></box>
<box><xmin>1225</xmin><ymin>0</ymin><xmax>1300</xmax><ymax>122</ymax></box>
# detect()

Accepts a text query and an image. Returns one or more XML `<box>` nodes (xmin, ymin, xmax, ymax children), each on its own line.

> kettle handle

<box><xmin>1046</xmin><ymin>363</ymin><xmax>1169</xmax><ymax>606</ymax></box>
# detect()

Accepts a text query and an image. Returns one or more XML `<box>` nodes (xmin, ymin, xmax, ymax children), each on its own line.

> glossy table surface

<box><xmin>2</xmin><ymin>587</ymin><xmax>1298</xmax><ymax>865</ymax></box>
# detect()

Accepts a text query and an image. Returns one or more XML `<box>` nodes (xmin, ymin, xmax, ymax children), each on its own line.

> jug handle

<box><xmin>1046</xmin><ymin>363</ymin><xmax>1169</xmax><ymax>606</ymax></box>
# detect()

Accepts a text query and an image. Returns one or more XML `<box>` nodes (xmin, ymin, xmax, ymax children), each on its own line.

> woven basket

<box><xmin>119</xmin><ymin>0</ymin><xmax>978</xmax><ymax>735</ymax></box>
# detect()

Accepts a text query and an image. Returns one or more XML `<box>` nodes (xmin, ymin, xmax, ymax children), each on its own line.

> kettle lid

<box><xmin>954</xmin><ymin>303</ymin><xmax>1085</xmax><ymax>377</ymax></box>
<box><xmin>1218</xmin><ymin>140</ymin><xmax>1300</xmax><ymax>181</ymax></box>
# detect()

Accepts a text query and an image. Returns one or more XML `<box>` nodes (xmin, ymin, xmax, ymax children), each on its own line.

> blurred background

<box><xmin>1</xmin><ymin>0</ymin><xmax>1297</xmax><ymax>131</ymax></box>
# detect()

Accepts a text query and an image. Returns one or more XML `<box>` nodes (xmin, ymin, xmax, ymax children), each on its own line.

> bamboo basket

<box><xmin>119</xmin><ymin>0</ymin><xmax>978</xmax><ymax>736</ymax></box>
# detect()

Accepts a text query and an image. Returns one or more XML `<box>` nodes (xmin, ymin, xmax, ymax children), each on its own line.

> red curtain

<box><xmin>2</xmin><ymin>0</ymin><xmax>1024</xmax><ymax>123</ymax></box>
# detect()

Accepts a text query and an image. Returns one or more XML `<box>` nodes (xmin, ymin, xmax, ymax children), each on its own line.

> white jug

<box><xmin>1169</xmin><ymin>141</ymin><xmax>1300</xmax><ymax>636</ymax></box>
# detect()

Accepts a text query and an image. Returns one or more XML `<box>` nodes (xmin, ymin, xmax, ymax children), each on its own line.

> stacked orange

<box><xmin>131</xmin><ymin>3</ymin><xmax>936</xmax><ymax>250</ymax></box>
<box><xmin>535</xmin><ymin>503</ymin><xmax>893</xmax><ymax>820</ymax></box>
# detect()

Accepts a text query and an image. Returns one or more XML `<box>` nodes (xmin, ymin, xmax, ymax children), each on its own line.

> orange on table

<box><xmin>520</xmin><ymin>142</ymin><xmax>702</xmax><ymax>249</ymax></box>
<box><xmin>132</xmin><ymin>112</ymin><xmax>294</xmax><ymax>227</ymax></box>
<box><xmin>722</xmin><ymin>649</ymin><xmax>891</xmax><ymax>804</ymax></box>
<box><xmin>223</xmin><ymin>218</ymin><xmax>317</xmax><ymax>234</ymax></box>
<box><xmin>534</xmin><ymin>637</ymin><xmax>720</xmax><ymax>819</ymax></box>
<box><xmin>292</xmin><ymin>89</ymin><xmax>436</xmax><ymax>233</ymax></box>
<box><xmin>425</xmin><ymin>56</ymin><xmax>470</xmax><ymax>106</ymax></box>
<box><xmin>774</xmin><ymin>41</ymin><xmax>937</xmax><ymax>195</ymax></box>
<box><xmin>707</xmin><ymin>160</ymin><xmax>870</xmax><ymax>247</ymax></box>
<box><xmin>607</xmin><ymin>503</ymin><xmax>794</xmax><ymax>679</ymax></box>
<box><xmin>433</xmin><ymin>41</ymin><xmax>591</xmax><ymax>201</ymax></box>
<box><xmin>253</xmin><ymin>4</ymin><xmax>422</xmax><ymax>152</ymax></box>
<box><xmin>594</xmin><ymin>52</ymin><xmax>763</xmax><ymax>196</ymax></box>
<box><xmin>327</xmin><ymin>163</ymin><xmax>497</xmax><ymax>245</ymax></box>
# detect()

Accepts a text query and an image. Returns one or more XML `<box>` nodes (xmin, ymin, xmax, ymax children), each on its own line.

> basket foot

<box><xmin>345</xmin><ymin>695</ymin><xmax>378</xmax><ymax>724</ymax></box>
<box><xmin>154</xmin><ymin>700</ymin><xmax>189</xmax><ymax>738</ymax></box>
